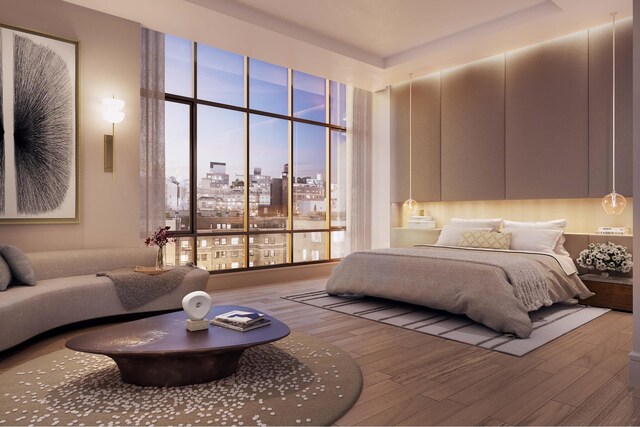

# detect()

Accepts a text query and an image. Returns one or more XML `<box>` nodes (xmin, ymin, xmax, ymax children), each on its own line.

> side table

<box><xmin>579</xmin><ymin>274</ymin><xmax>633</xmax><ymax>312</ymax></box>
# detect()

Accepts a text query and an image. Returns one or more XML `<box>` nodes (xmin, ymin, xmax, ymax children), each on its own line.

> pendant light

<box><xmin>403</xmin><ymin>73</ymin><xmax>417</xmax><ymax>213</ymax></box>
<box><xmin>602</xmin><ymin>12</ymin><xmax>627</xmax><ymax>215</ymax></box>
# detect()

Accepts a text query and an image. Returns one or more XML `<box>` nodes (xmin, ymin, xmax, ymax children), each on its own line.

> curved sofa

<box><xmin>0</xmin><ymin>247</ymin><xmax>210</xmax><ymax>352</ymax></box>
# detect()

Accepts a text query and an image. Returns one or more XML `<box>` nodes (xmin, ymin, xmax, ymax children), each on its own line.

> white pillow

<box><xmin>436</xmin><ymin>225</ymin><xmax>492</xmax><ymax>247</ymax></box>
<box><xmin>451</xmin><ymin>218</ymin><xmax>503</xmax><ymax>232</ymax></box>
<box><xmin>503</xmin><ymin>219</ymin><xmax>567</xmax><ymax>229</ymax></box>
<box><xmin>503</xmin><ymin>219</ymin><xmax>569</xmax><ymax>256</ymax></box>
<box><xmin>503</xmin><ymin>227</ymin><xmax>564</xmax><ymax>254</ymax></box>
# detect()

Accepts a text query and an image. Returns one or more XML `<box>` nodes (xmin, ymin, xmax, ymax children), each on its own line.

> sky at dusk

<box><xmin>164</xmin><ymin>34</ymin><xmax>344</xmax><ymax>185</ymax></box>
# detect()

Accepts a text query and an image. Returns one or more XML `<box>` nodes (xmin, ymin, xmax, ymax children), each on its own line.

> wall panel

<box><xmin>589</xmin><ymin>19</ymin><xmax>633</xmax><ymax>197</ymax></box>
<box><xmin>505</xmin><ymin>31</ymin><xmax>589</xmax><ymax>199</ymax></box>
<box><xmin>390</xmin><ymin>74</ymin><xmax>441</xmax><ymax>202</ymax></box>
<box><xmin>441</xmin><ymin>55</ymin><xmax>505</xmax><ymax>201</ymax></box>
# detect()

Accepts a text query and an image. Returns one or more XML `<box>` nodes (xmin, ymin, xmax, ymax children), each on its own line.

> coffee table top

<box><xmin>66</xmin><ymin>305</ymin><xmax>290</xmax><ymax>356</ymax></box>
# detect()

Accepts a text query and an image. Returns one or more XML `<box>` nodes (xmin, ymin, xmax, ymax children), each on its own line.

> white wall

<box><xmin>371</xmin><ymin>87</ymin><xmax>391</xmax><ymax>249</ymax></box>
<box><xmin>0</xmin><ymin>0</ymin><xmax>141</xmax><ymax>251</ymax></box>
<box><xmin>629</xmin><ymin>0</ymin><xmax>640</xmax><ymax>389</ymax></box>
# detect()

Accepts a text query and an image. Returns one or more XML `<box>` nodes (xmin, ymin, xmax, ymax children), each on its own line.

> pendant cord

<box><xmin>112</xmin><ymin>122</ymin><xmax>116</xmax><ymax>181</ymax></box>
<box><xmin>409</xmin><ymin>73</ymin><xmax>413</xmax><ymax>200</ymax></box>
<box><xmin>611</xmin><ymin>12</ymin><xmax>616</xmax><ymax>193</ymax></box>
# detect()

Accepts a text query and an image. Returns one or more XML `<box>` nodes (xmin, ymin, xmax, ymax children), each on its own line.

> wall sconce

<box><xmin>102</xmin><ymin>96</ymin><xmax>125</xmax><ymax>174</ymax></box>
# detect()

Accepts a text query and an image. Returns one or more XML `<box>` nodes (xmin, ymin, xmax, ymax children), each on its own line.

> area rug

<box><xmin>283</xmin><ymin>291</ymin><xmax>610</xmax><ymax>356</ymax></box>
<box><xmin>0</xmin><ymin>332</ymin><xmax>361</xmax><ymax>426</ymax></box>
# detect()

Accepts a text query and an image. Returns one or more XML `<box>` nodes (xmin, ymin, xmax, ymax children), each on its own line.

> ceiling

<box><xmin>63</xmin><ymin>0</ymin><xmax>632</xmax><ymax>91</ymax></box>
<box><xmin>189</xmin><ymin>0</ymin><xmax>548</xmax><ymax>67</ymax></box>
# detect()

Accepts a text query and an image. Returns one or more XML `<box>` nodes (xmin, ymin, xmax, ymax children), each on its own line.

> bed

<box><xmin>325</xmin><ymin>245</ymin><xmax>594</xmax><ymax>338</ymax></box>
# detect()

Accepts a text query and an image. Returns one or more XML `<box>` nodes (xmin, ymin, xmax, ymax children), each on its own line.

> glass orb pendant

<box><xmin>404</xmin><ymin>73</ymin><xmax>417</xmax><ymax>216</ymax></box>
<box><xmin>601</xmin><ymin>13</ymin><xmax>625</xmax><ymax>216</ymax></box>
<box><xmin>403</xmin><ymin>198</ymin><xmax>417</xmax><ymax>213</ymax></box>
<box><xmin>601</xmin><ymin>191</ymin><xmax>626</xmax><ymax>215</ymax></box>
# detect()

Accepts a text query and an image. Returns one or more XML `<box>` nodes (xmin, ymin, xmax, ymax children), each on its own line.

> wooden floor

<box><xmin>1</xmin><ymin>278</ymin><xmax>639</xmax><ymax>426</ymax></box>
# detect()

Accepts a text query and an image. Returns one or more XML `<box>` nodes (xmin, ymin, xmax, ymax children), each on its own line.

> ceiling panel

<box><xmin>62</xmin><ymin>0</ymin><xmax>632</xmax><ymax>90</ymax></box>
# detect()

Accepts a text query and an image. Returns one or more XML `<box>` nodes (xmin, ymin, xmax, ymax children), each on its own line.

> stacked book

<box><xmin>211</xmin><ymin>310</ymin><xmax>271</xmax><ymax>332</ymax></box>
<box><xmin>408</xmin><ymin>215</ymin><xmax>436</xmax><ymax>229</ymax></box>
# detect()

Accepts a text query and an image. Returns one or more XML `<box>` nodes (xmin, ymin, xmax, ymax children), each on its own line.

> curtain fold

<box><xmin>346</xmin><ymin>86</ymin><xmax>373</xmax><ymax>254</ymax></box>
<box><xmin>140</xmin><ymin>28</ymin><xmax>166</xmax><ymax>238</ymax></box>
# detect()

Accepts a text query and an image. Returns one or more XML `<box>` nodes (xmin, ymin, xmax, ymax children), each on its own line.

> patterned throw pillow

<box><xmin>458</xmin><ymin>231</ymin><xmax>511</xmax><ymax>250</ymax></box>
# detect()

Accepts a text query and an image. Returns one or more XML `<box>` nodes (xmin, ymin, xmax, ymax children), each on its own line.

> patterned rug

<box><xmin>0</xmin><ymin>332</ymin><xmax>361</xmax><ymax>426</ymax></box>
<box><xmin>283</xmin><ymin>291</ymin><xmax>610</xmax><ymax>356</ymax></box>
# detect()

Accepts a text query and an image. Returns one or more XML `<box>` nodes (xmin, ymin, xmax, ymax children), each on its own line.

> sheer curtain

<box><xmin>346</xmin><ymin>86</ymin><xmax>373</xmax><ymax>254</ymax></box>
<box><xmin>140</xmin><ymin>28</ymin><xmax>166</xmax><ymax>238</ymax></box>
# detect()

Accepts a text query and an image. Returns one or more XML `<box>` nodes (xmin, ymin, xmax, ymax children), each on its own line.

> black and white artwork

<box><xmin>0</xmin><ymin>25</ymin><xmax>77</xmax><ymax>223</ymax></box>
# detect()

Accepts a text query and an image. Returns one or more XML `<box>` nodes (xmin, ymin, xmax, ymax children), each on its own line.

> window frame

<box><xmin>164</xmin><ymin>39</ymin><xmax>347</xmax><ymax>273</ymax></box>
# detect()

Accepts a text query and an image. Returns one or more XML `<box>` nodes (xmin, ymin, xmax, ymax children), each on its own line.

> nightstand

<box><xmin>579</xmin><ymin>274</ymin><xmax>633</xmax><ymax>312</ymax></box>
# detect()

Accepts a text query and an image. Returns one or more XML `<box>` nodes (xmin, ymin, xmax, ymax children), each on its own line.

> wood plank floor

<box><xmin>1</xmin><ymin>277</ymin><xmax>639</xmax><ymax>426</ymax></box>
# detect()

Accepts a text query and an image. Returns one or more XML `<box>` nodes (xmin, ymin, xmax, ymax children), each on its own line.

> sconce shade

<box><xmin>102</xmin><ymin>97</ymin><xmax>125</xmax><ymax>111</ymax></box>
<box><xmin>102</xmin><ymin>98</ymin><xmax>125</xmax><ymax>124</ymax></box>
<box><xmin>102</xmin><ymin>111</ymin><xmax>125</xmax><ymax>124</ymax></box>
<box><xmin>601</xmin><ymin>191</ymin><xmax>627</xmax><ymax>215</ymax></box>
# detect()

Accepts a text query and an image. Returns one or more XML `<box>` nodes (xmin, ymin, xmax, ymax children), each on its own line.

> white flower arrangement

<box><xmin>576</xmin><ymin>241</ymin><xmax>633</xmax><ymax>273</ymax></box>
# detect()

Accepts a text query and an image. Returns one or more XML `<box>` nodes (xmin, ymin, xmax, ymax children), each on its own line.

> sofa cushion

<box><xmin>0</xmin><ymin>256</ymin><xmax>11</xmax><ymax>291</ymax></box>
<box><xmin>1</xmin><ymin>245</ymin><xmax>36</xmax><ymax>286</ymax></box>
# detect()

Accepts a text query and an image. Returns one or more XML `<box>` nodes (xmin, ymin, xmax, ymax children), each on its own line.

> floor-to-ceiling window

<box><xmin>163</xmin><ymin>35</ymin><xmax>347</xmax><ymax>272</ymax></box>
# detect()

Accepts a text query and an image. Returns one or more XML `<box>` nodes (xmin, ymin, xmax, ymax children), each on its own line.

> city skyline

<box><xmin>166</xmin><ymin>108</ymin><xmax>333</xmax><ymax>180</ymax></box>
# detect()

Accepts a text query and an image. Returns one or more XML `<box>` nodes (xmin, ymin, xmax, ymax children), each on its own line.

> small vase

<box><xmin>600</xmin><ymin>271</ymin><xmax>610</xmax><ymax>278</ymax></box>
<box><xmin>156</xmin><ymin>246</ymin><xmax>164</xmax><ymax>270</ymax></box>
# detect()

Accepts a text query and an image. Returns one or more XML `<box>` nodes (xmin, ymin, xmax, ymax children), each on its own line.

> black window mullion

<box><xmin>245</xmin><ymin>57</ymin><xmax>250</xmax><ymax>269</ymax></box>
<box><xmin>191</xmin><ymin>41</ymin><xmax>199</xmax><ymax>264</ymax></box>
<box><xmin>326</xmin><ymin>79</ymin><xmax>332</xmax><ymax>260</ymax></box>
<box><xmin>288</xmin><ymin>68</ymin><xmax>295</xmax><ymax>264</ymax></box>
<box><xmin>165</xmin><ymin>39</ymin><xmax>344</xmax><ymax>272</ymax></box>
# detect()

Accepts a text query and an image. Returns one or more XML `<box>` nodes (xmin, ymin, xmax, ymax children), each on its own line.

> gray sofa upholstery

<box><xmin>0</xmin><ymin>247</ymin><xmax>210</xmax><ymax>352</ymax></box>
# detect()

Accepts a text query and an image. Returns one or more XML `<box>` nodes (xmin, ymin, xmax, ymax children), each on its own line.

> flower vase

<box><xmin>156</xmin><ymin>246</ymin><xmax>164</xmax><ymax>270</ymax></box>
<box><xmin>600</xmin><ymin>271</ymin><xmax>610</xmax><ymax>278</ymax></box>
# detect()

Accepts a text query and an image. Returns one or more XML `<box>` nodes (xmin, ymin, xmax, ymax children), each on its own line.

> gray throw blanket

<box><xmin>98</xmin><ymin>267</ymin><xmax>192</xmax><ymax>310</ymax></box>
<box><xmin>369</xmin><ymin>247</ymin><xmax>553</xmax><ymax>311</ymax></box>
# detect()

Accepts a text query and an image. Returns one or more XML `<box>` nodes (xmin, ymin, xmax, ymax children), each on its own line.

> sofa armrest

<box><xmin>181</xmin><ymin>267</ymin><xmax>210</xmax><ymax>294</ymax></box>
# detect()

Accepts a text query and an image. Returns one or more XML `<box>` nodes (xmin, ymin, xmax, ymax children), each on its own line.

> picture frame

<box><xmin>0</xmin><ymin>23</ymin><xmax>79</xmax><ymax>224</ymax></box>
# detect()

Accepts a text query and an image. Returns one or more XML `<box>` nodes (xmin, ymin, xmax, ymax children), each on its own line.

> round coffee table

<box><xmin>66</xmin><ymin>305</ymin><xmax>290</xmax><ymax>387</ymax></box>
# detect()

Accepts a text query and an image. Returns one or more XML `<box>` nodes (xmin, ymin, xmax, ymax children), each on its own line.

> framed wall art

<box><xmin>0</xmin><ymin>23</ymin><xmax>78</xmax><ymax>223</ymax></box>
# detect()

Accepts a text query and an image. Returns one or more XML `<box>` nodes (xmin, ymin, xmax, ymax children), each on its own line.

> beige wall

<box><xmin>0</xmin><ymin>0</ymin><xmax>141</xmax><ymax>252</ymax></box>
